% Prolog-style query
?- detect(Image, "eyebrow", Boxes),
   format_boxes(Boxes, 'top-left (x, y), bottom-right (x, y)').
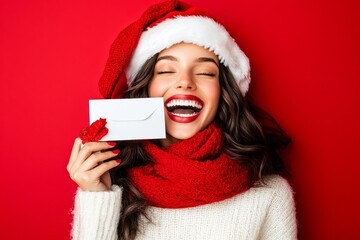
top-left (197, 57), bottom-right (219, 67)
top-left (156, 55), bottom-right (219, 67)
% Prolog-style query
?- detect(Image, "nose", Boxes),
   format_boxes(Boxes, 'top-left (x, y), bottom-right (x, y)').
top-left (175, 71), bottom-right (196, 90)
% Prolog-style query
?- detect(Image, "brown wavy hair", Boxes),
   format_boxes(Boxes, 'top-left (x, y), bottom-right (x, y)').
top-left (110, 54), bottom-right (290, 240)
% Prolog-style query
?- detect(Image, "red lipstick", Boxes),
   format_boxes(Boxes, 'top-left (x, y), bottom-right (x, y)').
top-left (165, 95), bottom-right (204, 123)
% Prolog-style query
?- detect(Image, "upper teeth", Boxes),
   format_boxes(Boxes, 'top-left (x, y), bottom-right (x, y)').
top-left (166, 99), bottom-right (203, 109)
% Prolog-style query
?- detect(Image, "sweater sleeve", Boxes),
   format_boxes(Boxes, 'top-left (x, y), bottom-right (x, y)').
top-left (71, 185), bottom-right (122, 240)
top-left (259, 177), bottom-right (298, 240)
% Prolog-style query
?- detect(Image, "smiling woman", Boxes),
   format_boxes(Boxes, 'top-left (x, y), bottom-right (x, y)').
top-left (149, 43), bottom-right (221, 144)
top-left (66, 1), bottom-right (297, 239)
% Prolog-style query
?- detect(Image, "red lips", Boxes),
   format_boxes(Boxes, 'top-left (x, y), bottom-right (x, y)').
top-left (165, 94), bottom-right (204, 123)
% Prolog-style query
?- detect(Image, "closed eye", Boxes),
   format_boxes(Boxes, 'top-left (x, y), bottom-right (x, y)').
top-left (157, 71), bottom-right (175, 74)
top-left (196, 73), bottom-right (216, 77)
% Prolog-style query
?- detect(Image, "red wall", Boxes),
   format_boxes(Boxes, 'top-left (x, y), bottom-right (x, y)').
top-left (0, 0), bottom-right (359, 239)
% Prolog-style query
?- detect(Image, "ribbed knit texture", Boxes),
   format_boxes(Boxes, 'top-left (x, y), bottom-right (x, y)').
top-left (71, 185), bottom-right (122, 240)
top-left (128, 123), bottom-right (250, 208)
top-left (71, 175), bottom-right (297, 240)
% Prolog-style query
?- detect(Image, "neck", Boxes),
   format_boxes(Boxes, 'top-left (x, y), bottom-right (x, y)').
top-left (160, 133), bottom-right (181, 148)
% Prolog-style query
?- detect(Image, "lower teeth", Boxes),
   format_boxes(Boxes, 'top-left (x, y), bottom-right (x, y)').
top-left (172, 112), bottom-right (197, 117)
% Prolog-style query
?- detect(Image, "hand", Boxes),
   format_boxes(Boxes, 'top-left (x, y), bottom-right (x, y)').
top-left (67, 138), bottom-right (121, 192)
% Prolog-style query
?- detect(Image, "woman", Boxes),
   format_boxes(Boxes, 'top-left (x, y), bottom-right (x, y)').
top-left (67, 1), bottom-right (297, 239)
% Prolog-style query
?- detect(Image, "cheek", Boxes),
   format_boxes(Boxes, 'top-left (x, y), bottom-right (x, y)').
top-left (148, 79), bottom-right (167, 97)
top-left (203, 82), bottom-right (221, 108)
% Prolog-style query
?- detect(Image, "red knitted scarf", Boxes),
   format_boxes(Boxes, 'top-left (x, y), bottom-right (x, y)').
top-left (127, 123), bottom-right (252, 208)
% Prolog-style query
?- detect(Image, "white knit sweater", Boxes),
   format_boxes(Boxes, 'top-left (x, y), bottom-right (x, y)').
top-left (71, 175), bottom-right (297, 240)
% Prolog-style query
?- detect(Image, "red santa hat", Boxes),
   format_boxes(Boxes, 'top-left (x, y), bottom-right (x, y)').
top-left (99, 0), bottom-right (250, 99)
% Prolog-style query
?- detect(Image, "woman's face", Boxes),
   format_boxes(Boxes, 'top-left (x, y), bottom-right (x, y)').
top-left (148, 43), bottom-right (220, 147)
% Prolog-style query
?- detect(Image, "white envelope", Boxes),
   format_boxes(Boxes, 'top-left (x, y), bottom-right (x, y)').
top-left (89, 98), bottom-right (166, 141)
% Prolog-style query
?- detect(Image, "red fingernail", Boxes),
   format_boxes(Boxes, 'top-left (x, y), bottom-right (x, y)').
top-left (116, 159), bottom-right (122, 164)
top-left (112, 149), bottom-right (120, 154)
top-left (108, 141), bottom-right (116, 147)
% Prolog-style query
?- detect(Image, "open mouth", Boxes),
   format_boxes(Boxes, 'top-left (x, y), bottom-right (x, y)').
top-left (165, 95), bottom-right (204, 122)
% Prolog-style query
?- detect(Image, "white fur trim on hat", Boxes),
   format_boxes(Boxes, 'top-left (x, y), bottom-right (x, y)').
top-left (125, 16), bottom-right (251, 96)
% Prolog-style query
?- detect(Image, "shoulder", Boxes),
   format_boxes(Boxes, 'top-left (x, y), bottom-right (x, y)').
top-left (254, 176), bottom-right (298, 238)
top-left (258, 175), bottom-right (294, 195)
top-left (249, 175), bottom-right (296, 218)
top-left (232, 175), bottom-right (295, 206)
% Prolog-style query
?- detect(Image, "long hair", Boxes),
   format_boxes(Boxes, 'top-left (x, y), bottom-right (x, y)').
top-left (110, 54), bottom-right (290, 240)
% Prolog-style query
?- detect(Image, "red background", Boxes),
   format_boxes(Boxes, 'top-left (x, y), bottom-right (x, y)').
top-left (0, 0), bottom-right (359, 239)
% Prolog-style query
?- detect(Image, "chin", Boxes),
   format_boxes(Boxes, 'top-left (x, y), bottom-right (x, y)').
top-left (166, 126), bottom-right (198, 140)
top-left (166, 118), bottom-right (210, 140)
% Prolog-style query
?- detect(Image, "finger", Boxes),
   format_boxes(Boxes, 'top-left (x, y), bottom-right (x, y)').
top-left (77, 150), bottom-right (120, 173)
top-left (67, 138), bottom-right (82, 172)
top-left (69, 141), bottom-right (116, 175)
top-left (89, 159), bottom-right (121, 180)
top-left (78, 141), bottom-right (116, 161)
